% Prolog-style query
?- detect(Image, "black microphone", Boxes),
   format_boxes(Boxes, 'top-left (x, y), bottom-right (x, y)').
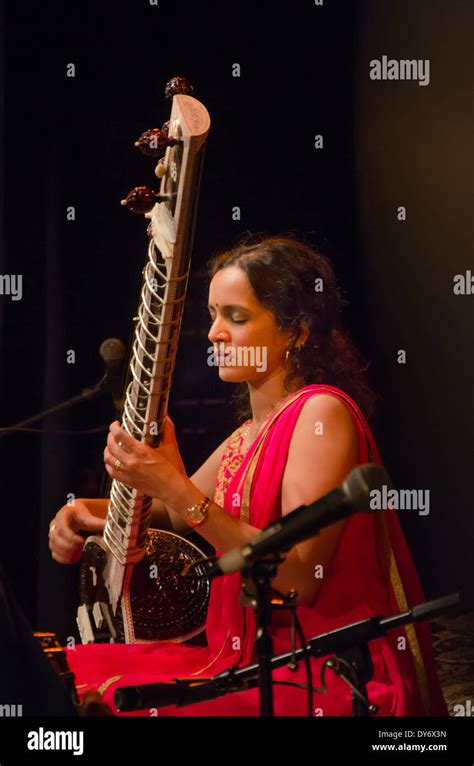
top-left (206, 463), bottom-right (391, 578)
top-left (99, 338), bottom-right (127, 411)
top-left (114, 678), bottom-right (216, 712)
top-left (115, 682), bottom-right (184, 711)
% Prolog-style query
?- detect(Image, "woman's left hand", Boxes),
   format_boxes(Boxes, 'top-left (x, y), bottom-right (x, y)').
top-left (103, 421), bottom-right (183, 502)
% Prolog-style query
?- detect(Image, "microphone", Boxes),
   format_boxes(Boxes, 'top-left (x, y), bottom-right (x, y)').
top-left (206, 464), bottom-right (391, 578)
top-left (114, 675), bottom-right (229, 712)
top-left (115, 682), bottom-right (185, 711)
top-left (99, 338), bottom-right (127, 411)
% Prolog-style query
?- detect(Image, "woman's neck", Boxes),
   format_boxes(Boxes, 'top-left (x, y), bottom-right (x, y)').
top-left (247, 371), bottom-right (305, 426)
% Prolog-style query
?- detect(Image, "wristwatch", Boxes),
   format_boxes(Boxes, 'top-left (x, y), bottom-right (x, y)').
top-left (185, 495), bottom-right (211, 527)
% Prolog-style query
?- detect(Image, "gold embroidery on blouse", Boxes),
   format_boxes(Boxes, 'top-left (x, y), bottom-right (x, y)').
top-left (213, 422), bottom-right (250, 508)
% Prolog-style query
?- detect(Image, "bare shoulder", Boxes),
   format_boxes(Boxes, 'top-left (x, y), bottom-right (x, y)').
top-left (282, 393), bottom-right (359, 512)
top-left (291, 393), bottom-right (358, 445)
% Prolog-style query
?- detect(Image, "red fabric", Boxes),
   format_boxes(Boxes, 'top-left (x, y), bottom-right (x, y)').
top-left (66, 384), bottom-right (447, 716)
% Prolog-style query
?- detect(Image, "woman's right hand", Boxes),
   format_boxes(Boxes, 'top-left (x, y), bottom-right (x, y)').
top-left (48, 500), bottom-right (106, 565)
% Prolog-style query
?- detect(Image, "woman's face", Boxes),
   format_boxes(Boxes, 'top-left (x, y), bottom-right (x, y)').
top-left (207, 265), bottom-right (292, 383)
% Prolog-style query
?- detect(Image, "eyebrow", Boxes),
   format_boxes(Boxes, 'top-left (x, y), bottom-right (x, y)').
top-left (207, 303), bottom-right (250, 312)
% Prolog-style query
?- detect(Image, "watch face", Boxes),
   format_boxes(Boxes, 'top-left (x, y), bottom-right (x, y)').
top-left (188, 506), bottom-right (204, 524)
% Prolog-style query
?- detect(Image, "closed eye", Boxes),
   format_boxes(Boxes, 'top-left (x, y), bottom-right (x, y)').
top-left (207, 316), bottom-right (247, 324)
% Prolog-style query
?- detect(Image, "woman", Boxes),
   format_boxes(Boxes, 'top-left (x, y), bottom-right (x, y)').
top-left (49, 235), bottom-right (447, 716)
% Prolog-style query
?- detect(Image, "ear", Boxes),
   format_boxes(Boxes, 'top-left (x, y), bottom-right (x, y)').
top-left (296, 321), bottom-right (310, 348)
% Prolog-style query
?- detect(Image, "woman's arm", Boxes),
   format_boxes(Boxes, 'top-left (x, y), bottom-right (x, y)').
top-left (51, 420), bottom-right (229, 564)
top-left (161, 395), bottom-right (359, 604)
top-left (81, 426), bottom-right (231, 533)
top-left (75, 497), bottom-right (173, 529)
top-left (74, 498), bottom-right (109, 518)
top-left (277, 394), bottom-right (359, 603)
top-left (150, 432), bottom-right (230, 533)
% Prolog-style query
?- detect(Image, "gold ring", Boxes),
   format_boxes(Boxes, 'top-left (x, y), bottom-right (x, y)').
top-left (113, 459), bottom-right (122, 470)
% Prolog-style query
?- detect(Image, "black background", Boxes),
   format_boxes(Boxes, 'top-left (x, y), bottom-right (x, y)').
top-left (0, 0), bottom-right (472, 642)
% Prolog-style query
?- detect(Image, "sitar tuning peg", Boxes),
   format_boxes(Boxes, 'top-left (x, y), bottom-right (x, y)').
top-left (164, 76), bottom-right (193, 99)
top-left (120, 185), bottom-right (171, 214)
top-left (134, 128), bottom-right (176, 159)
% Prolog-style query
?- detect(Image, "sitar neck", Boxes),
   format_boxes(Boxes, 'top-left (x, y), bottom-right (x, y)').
top-left (102, 93), bottom-right (210, 574)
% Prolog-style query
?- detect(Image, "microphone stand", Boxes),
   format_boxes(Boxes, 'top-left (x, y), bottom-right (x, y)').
top-left (114, 590), bottom-right (469, 715)
top-left (0, 372), bottom-right (117, 440)
top-left (239, 553), bottom-right (285, 717)
top-left (322, 642), bottom-right (376, 716)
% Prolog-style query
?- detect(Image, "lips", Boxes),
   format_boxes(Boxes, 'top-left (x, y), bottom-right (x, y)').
top-left (216, 353), bottom-right (233, 367)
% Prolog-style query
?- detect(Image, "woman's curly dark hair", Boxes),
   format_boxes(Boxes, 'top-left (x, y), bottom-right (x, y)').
top-left (207, 234), bottom-right (378, 425)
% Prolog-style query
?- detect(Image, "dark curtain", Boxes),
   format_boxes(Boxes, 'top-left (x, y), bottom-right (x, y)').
top-left (353, 0), bottom-right (474, 598)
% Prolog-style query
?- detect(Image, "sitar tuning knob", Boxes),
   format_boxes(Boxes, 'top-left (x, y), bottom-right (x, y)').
top-left (164, 76), bottom-right (193, 99)
top-left (134, 76), bottom-right (192, 162)
top-left (134, 128), bottom-right (176, 160)
top-left (120, 185), bottom-right (170, 214)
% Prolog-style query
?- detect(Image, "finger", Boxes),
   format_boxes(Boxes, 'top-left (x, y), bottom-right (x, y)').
top-left (49, 535), bottom-right (84, 558)
top-left (106, 432), bottom-right (131, 465)
top-left (104, 462), bottom-right (119, 480)
top-left (49, 537), bottom-right (84, 556)
top-left (103, 445), bottom-right (120, 468)
top-left (103, 448), bottom-right (127, 479)
top-left (162, 417), bottom-right (176, 444)
top-left (109, 422), bottom-right (136, 454)
top-left (54, 526), bottom-right (85, 547)
top-left (74, 514), bottom-right (106, 532)
top-left (105, 435), bottom-right (120, 463)
top-left (76, 512), bottom-right (107, 529)
top-left (104, 461), bottom-right (136, 489)
top-left (50, 543), bottom-right (83, 564)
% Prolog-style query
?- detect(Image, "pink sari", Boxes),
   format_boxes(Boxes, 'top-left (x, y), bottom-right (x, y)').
top-left (66, 384), bottom-right (447, 716)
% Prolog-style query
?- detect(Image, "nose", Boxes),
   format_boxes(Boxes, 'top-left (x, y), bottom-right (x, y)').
top-left (208, 317), bottom-right (230, 345)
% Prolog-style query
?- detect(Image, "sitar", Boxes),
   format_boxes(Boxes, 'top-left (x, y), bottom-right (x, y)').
top-left (76, 77), bottom-right (211, 646)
